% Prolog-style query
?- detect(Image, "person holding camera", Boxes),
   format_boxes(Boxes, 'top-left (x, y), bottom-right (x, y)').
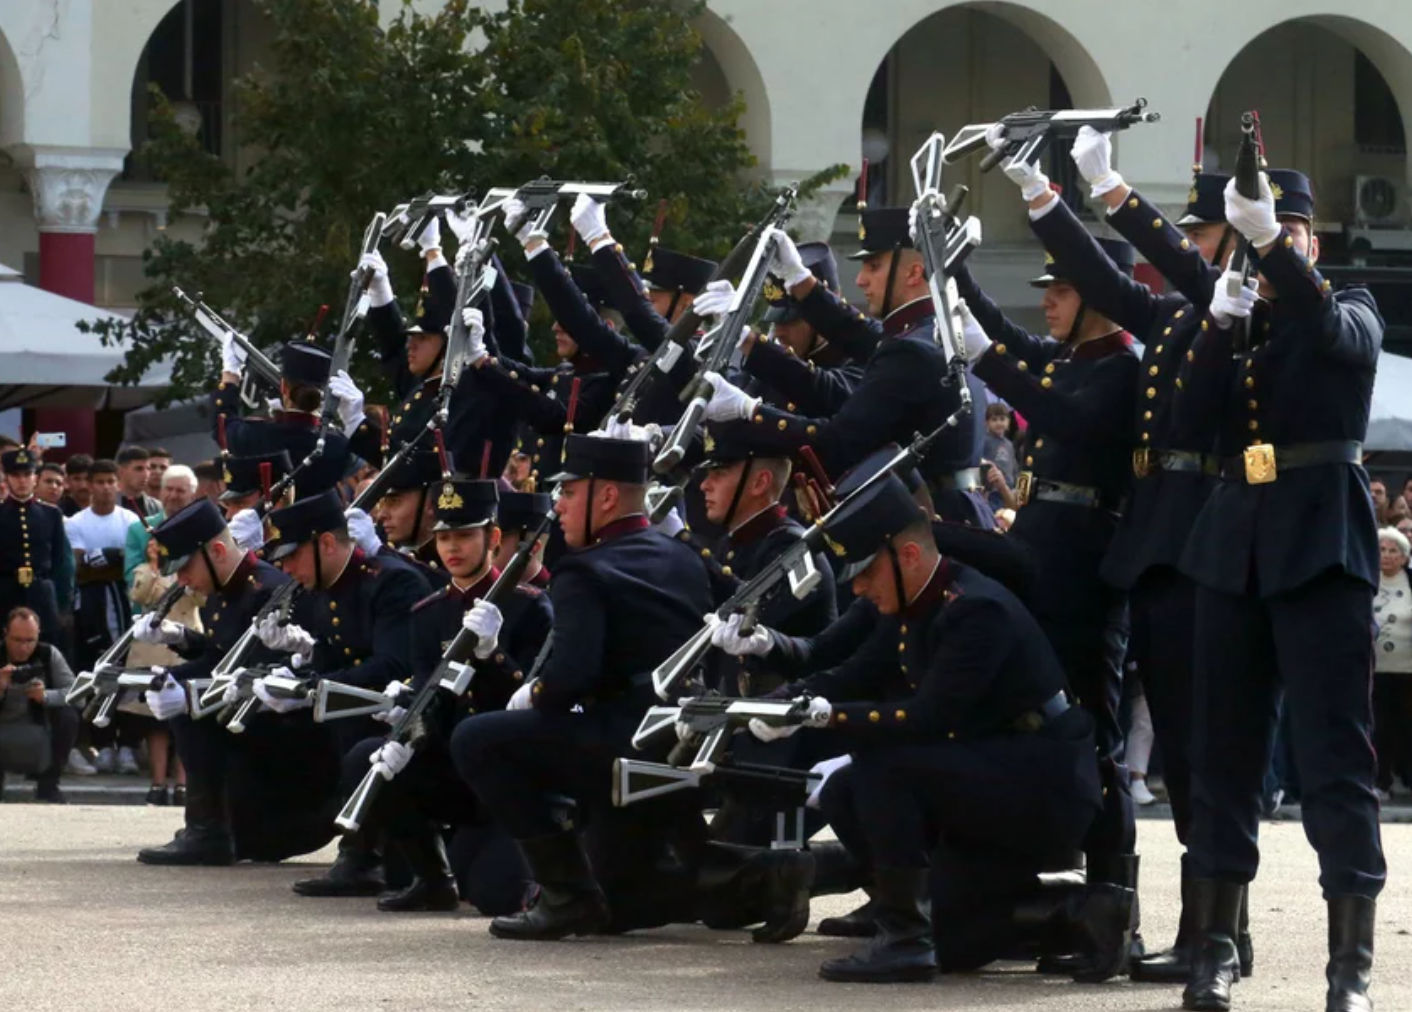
top-left (0, 606), bottom-right (78, 802)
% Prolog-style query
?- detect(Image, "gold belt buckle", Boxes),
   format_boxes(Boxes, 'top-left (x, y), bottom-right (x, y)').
top-left (1015, 471), bottom-right (1033, 507)
top-left (1243, 443), bottom-right (1277, 484)
top-left (16, 566), bottom-right (32, 587)
top-left (1132, 447), bottom-right (1150, 479)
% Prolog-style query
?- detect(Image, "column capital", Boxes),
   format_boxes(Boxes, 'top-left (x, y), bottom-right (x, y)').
top-left (776, 172), bottom-right (854, 245)
top-left (10, 145), bottom-right (127, 234)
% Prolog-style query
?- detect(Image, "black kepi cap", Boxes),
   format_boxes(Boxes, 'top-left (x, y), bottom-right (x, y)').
top-left (220, 451), bottom-right (292, 501)
top-left (1267, 169), bottom-right (1315, 223)
top-left (1, 448), bottom-right (37, 473)
top-left (1176, 172), bottom-right (1232, 227)
top-left (762, 243), bottom-right (840, 324)
top-left (498, 491), bottom-right (553, 534)
top-left (281, 341), bottom-right (333, 386)
top-left (432, 477), bottom-right (499, 531)
top-left (1031, 237), bottom-right (1136, 288)
top-left (642, 247), bottom-right (716, 296)
top-left (547, 434), bottom-right (652, 485)
top-left (850, 207), bottom-right (912, 260)
top-left (821, 471), bottom-right (926, 582)
top-left (264, 489), bottom-right (347, 562)
top-left (151, 499), bottom-right (228, 576)
top-left (701, 419), bottom-right (792, 470)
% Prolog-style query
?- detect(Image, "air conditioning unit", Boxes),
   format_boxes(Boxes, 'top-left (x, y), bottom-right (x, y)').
top-left (1354, 175), bottom-right (1404, 226)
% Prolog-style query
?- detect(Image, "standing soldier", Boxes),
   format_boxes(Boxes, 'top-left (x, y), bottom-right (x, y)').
top-left (0, 449), bottom-right (72, 655)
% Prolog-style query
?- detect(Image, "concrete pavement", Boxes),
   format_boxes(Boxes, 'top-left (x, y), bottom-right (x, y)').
top-left (1, 805), bottom-right (1408, 1011)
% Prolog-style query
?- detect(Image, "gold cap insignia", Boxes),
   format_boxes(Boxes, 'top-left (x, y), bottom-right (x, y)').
top-left (1270, 181), bottom-right (1284, 200)
top-left (222, 466), bottom-right (233, 484)
top-left (157, 543), bottom-right (169, 557)
top-left (702, 431), bottom-right (716, 453)
top-left (1187, 186), bottom-right (1199, 205)
top-left (822, 533), bottom-right (848, 558)
top-left (643, 250), bottom-right (655, 275)
top-left (762, 277), bottom-right (785, 303)
top-left (857, 219), bottom-right (867, 241)
top-left (266, 523), bottom-right (281, 542)
top-left (1044, 251), bottom-right (1056, 266)
top-left (438, 483), bottom-right (464, 510)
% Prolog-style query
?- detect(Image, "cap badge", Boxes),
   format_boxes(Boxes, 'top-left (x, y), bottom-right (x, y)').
top-left (822, 533), bottom-right (848, 558)
top-left (438, 483), bottom-right (464, 510)
top-left (1270, 181), bottom-right (1284, 200)
top-left (762, 277), bottom-right (785, 303)
top-left (1187, 186), bottom-right (1199, 205)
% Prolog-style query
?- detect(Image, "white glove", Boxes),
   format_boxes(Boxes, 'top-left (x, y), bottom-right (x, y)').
top-left (805, 754), bottom-right (852, 809)
top-left (1071, 126), bottom-right (1123, 198)
top-left (506, 680), bottom-right (535, 711)
top-left (252, 668), bottom-right (312, 713)
top-left (693, 279), bottom-right (736, 318)
top-left (444, 207), bottom-right (476, 244)
top-left (702, 371), bottom-right (760, 423)
top-left (1224, 173), bottom-right (1280, 249)
top-left (328, 370), bottom-right (365, 433)
top-left (710, 613), bottom-right (772, 657)
top-left (144, 672), bottom-right (187, 721)
top-left (751, 695), bottom-right (830, 741)
top-left (766, 226), bottom-right (811, 288)
top-left (908, 202), bottom-right (923, 245)
top-left (461, 306), bottom-right (487, 364)
top-left (987, 125), bottom-right (1050, 201)
top-left (371, 680), bottom-right (410, 725)
top-left (605, 416), bottom-right (660, 443)
top-left (501, 197), bottom-right (547, 250)
top-left (416, 214), bottom-right (442, 256)
top-left (463, 599), bottom-right (504, 660)
top-left (344, 507), bottom-right (382, 555)
top-left (134, 613), bottom-right (184, 646)
top-left (360, 250), bottom-right (394, 308)
top-left (229, 508), bottom-right (264, 553)
top-left (956, 299), bottom-right (993, 363)
top-left (802, 696), bottom-right (833, 726)
top-left (370, 739), bottom-right (415, 780)
top-left (652, 506), bottom-right (684, 538)
top-left (1209, 271), bottom-right (1260, 328)
top-left (748, 718), bottom-right (801, 742)
top-left (256, 613), bottom-right (315, 659)
top-left (220, 333), bottom-right (246, 376)
top-left (569, 192), bottom-right (609, 247)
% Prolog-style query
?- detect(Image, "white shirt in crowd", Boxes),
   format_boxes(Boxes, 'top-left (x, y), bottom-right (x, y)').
top-left (65, 505), bottom-right (141, 639)
top-left (1375, 569), bottom-right (1412, 674)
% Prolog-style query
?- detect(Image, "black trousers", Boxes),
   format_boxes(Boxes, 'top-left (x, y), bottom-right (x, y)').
top-left (1372, 671), bottom-right (1412, 792)
top-left (1189, 570), bottom-right (1385, 898)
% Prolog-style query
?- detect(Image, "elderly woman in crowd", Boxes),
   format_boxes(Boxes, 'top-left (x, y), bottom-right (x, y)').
top-left (1374, 527), bottom-right (1412, 800)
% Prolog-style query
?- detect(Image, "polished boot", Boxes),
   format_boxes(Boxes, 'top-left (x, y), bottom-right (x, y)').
top-left (292, 833), bottom-right (384, 897)
top-left (490, 830), bottom-right (609, 940)
top-left (377, 833), bottom-right (460, 912)
top-left (1324, 895), bottom-right (1374, 1012)
top-left (1070, 854), bottom-right (1138, 983)
top-left (1133, 853), bottom-right (1196, 982)
top-left (818, 894), bottom-right (880, 937)
top-left (1182, 878), bottom-right (1244, 1011)
top-left (809, 841), bottom-right (867, 897)
top-left (818, 867), bottom-right (937, 983)
top-left (137, 780), bottom-right (234, 866)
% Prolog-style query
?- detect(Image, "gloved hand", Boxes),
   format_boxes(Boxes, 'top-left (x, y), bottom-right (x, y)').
top-left (908, 200), bottom-right (924, 245)
top-left (652, 505), bottom-right (685, 538)
top-left (765, 226), bottom-right (812, 288)
top-left (416, 214), bottom-right (442, 256)
top-left (369, 739), bottom-right (414, 781)
top-left (750, 694), bottom-right (831, 742)
top-left (229, 508), bottom-right (264, 553)
top-left (252, 668), bottom-right (312, 714)
top-left (359, 250), bottom-right (394, 308)
top-left (569, 192), bottom-right (610, 248)
top-left (144, 672), bottom-right (187, 721)
top-left (692, 279), bottom-right (736, 318)
top-left (805, 754), bottom-right (852, 809)
top-left (134, 613), bottom-right (184, 646)
top-left (221, 669), bottom-right (246, 706)
top-left (220, 333), bottom-right (246, 376)
top-left (710, 612), bottom-right (772, 657)
top-left (605, 416), bottom-right (660, 444)
top-left (344, 507), bottom-right (382, 555)
top-left (501, 197), bottom-right (547, 250)
top-left (702, 371), bottom-right (760, 423)
top-left (463, 599), bottom-right (504, 660)
top-left (956, 299), bottom-right (993, 363)
top-left (1224, 173), bottom-right (1280, 249)
top-left (1071, 126), bottom-right (1124, 198)
top-left (506, 680), bottom-right (535, 711)
top-left (328, 370), bottom-right (365, 433)
top-left (1210, 271), bottom-right (1260, 328)
top-left (371, 680), bottom-right (410, 725)
top-left (987, 124), bottom-right (1051, 201)
top-left (444, 206), bottom-right (476, 244)
top-left (256, 613), bottom-right (315, 659)
top-left (461, 306), bottom-right (487, 363)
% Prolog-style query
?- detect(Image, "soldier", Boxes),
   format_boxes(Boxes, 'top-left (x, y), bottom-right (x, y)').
top-left (368, 448), bottom-right (448, 584)
top-left (1176, 169), bottom-right (1383, 1012)
top-left (750, 472), bottom-right (1100, 982)
top-left (0, 448), bottom-right (72, 655)
top-left (132, 499), bottom-right (336, 865)
top-left (495, 490), bottom-right (554, 590)
top-left (448, 434), bottom-right (713, 939)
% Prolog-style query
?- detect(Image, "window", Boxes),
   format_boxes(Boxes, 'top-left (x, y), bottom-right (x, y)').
top-left (1355, 51), bottom-right (1405, 154)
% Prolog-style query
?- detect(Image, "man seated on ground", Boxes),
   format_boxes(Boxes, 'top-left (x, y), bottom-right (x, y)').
top-left (0, 607), bottom-right (78, 803)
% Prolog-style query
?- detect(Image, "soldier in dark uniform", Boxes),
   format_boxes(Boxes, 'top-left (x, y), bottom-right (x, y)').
top-left (448, 434), bottom-right (713, 940)
top-left (753, 472), bottom-right (1098, 982)
top-left (1176, 170), bottom-right (1384, 1012)
top-left (495, 490), bottom-right (554, 591)
top-left (334, 478), bottom-right (553, 914)
top-left (368, 448), bottom-right (448, 586)
top-left (0, 449), bottom-right (72, 652)
top-left (132, 499), bottom-right (338, 866)
top-left (214, 451), bottom-right (292, 519)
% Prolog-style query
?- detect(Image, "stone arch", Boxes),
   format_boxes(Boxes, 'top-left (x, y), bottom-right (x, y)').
top-left (0, 21), bottom-right (23, 148)
top-left (692, 8), bottom-right (772, 172)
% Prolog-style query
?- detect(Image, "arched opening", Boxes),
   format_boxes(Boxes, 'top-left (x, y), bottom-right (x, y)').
top-left (0, 24), bottom-right (24, 150)
top-left (691, 9), bottom-right (771, 171)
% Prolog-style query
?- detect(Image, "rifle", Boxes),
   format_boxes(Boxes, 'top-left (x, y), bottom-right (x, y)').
top-left (386, 190), bottom-right (477, 251)
top-left (651, 184), bottom-right (798, 474)
top-left (173, 286), bottom-right (283, 409)
top-left (322, 211), bottom-right (389, 432)
top-left (651, 419), bottom-right (965, 701)
top-left (1227, 111), bottom-right (1265, 354)
top-left (66, 582), bottom-right (188, 723)
top-left (195, 579), bottom-right (301, 720)
top-left (944, 98), bottom-right (1160, 172)
top-left (479, 177), bottom-right (647, 240)
top-left (335, 505), bottom-right (557, 833)
top-left (218, 665), bottom-right (311, 735)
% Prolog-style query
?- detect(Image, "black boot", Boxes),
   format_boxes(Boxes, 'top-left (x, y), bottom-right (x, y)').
top-left (377, 833), bottom-right (459, 912)
top-left (1238, 886), bottom-right (1255, 977)
top-left (292, 832), bottom-right (384, 897)
top-left (1182, 879), bottom-right (1244, 1011)
top-left (1324, 895), bottom-right (1374, 1012)
top-left (1070, 854), bottom-right (1138, 983)
top-left (809, 841), bottom-right (867, 897)
top-left (1133, 853), bottom-right (1196, 982)
top-left (818, 894), bottom-right (880, 937)
top-left (490, 830), bottom-right (609, 940)
top-left (137, 779), bottom-right (234, 866)
top-left (818, 867), bottom-right (937, 983)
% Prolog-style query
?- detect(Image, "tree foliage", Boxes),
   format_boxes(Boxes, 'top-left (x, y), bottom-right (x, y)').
top-left (89, 0), bottom-right (845, 403)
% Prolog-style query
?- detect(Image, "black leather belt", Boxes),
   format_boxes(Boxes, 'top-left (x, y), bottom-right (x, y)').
top-left (1133, 448), bottom-right (1218, 478)
top-left (1011, 690), bottom-right (1070, 733)
top-left (1219, 440), bottom-right (1362, 483)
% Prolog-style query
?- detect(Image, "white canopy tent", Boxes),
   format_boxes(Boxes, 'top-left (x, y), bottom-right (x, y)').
top-left (1368, 350), bottom-right (1412, 454)
top-left (0, 262), bottom-right (169, 410)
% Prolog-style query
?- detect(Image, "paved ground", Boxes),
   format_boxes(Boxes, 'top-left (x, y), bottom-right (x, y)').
top-left (1, 805), bottom-right (1407, 1011)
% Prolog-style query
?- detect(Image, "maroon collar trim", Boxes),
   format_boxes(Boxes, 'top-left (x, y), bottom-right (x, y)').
top-left (730, 504), bottom-right (789, 547)
top-left (882, 298), bottom-right (934, 337)
top-left (591, 514), bottom-right (650, 545)
top-left (901, 558), bottom-right (956, 620)
top-left (328, 548), bottom-right (367, 592)
top-left (449, 567), bottom-right (498, 603)
top-left (1065, 330), bottom-right (1132, 362)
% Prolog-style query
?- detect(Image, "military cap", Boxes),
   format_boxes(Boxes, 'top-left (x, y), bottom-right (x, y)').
top-left (1175, 172), bottom-right (1233, 227)
top-left (1031, 237), bottom-right (1136, 288)
top-left (431, 477), bottom-right (499, 531)
top-left (1, 448), bottom-right (37, 473)
top-left (219, 450), bottom-right (292, 502)
top-left (281, 341), bottom-right (333, 386)
top-left (405, 275), bottom-right (453, 337)
top-left (380, 448), bottom-right (443, 494)
top-left (1267, 169), bottom-right (1315, 223)
top-left (547, 434), bottom-right (652, 485)
top-left (511, 281), bottom-right (537, 317)
top-left (642, 247), bottom-right (716, 296)
top-left (570, 263), bottom-right (612, 309)
top-left (264, 489), bottom-right (347, 562)
top-left (700, 419), bottom-right (793, 470)
top-left (498, 490), bottom-right (554, 535)
top-left (835, 444), bottom-right (925, 497)
top-left (849, 207), bottom-right (913, 260)
top-left (762, 242), bottom-right (840, 324)
top-left (151, 499), bottom-right (227, 576)
top-left (821, 471), bottom-right (926, 582)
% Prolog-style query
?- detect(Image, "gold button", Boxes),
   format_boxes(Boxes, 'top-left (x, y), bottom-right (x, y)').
top-left (948, 731), bottom-right (956, 739)
top-left (536, 438), bottom-right (544, 448)
top-left (1044, 363), bottom-right (1056, 375)
top-left (1201, 320), bottom-right (1209, 331)
top-left (752, 414), bottom-right (763, 424)
top-left (509, 370), bottom-right (519, 380)
top-left (1041, 377), bottom-right (1052, 389)
top-left (1142, 432), bottom-right (1150, 442)
top-left (1017, 361), bottom-right (1028, 372)
top-left (1176, 378), bottom-right (1183, 389)
top-left (1249, 420), bottom-right (1259, 431)
top-left (1284, 235), bottom-right (1294, 248)
top-left (1248, 399), bottom-right (1258, 410)
top-left (806, 425), bottom-right (817, 436)
top-left (1025, 456), bottom-right (1034, 466)
top-left (994, 344), bottom-right (1006, 356)
top-left (900, 624), bottom-right (907, 634)
top-left (777, 419), bottom-right (787, 431)
top-left (1322, 279), bottom-right (1332, 293)
top-left (895, 709), bottom-right (906, 721)
top-left (787, 402), bottom-right (797, 412)
top-left (329, 601), bottom-right (336, 611)
top-left (331, 617), bottom-right (340, 627)
top-left (701, 548), bottom-right (711, 558)
top-left (867, 710), bottom-right (880, 723)
top-left (1180, 238), bottom-right (1191, 250)
top-left (721, 566), bottom-right (732, 577)
top-left (1148, 365), bottom-right (1159, 376)
top-left (494, 653), bottom-right (506, 664)
top-left (344, 647), bottom-right (352, 656)
top-left (1034, 438), bottom-right (1044, 449)
top-left (1244, 376), bottom-right (1255, 389)
top-left (836, 712), bottom-right (847, 723)
top-left (1143, 410), bottom-right (1152, 421)
top-left (1152, 218), bottom-right (1162, 228)
top-left (1155, 345), bottom-right (1164, 354)
top-left (898, 641), bottom-right (906, 652)
top-left (1174, 310), bottom-right (1185, 319)
top-left (1146, 387), bottom-right (1156, 399)
top-left (1127, 197), bottom-right (1138, 209)
top-left (1163, 327), bottom-right (1172, 336)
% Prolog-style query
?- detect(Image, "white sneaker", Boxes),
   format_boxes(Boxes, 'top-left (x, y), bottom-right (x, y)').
top-left (93, 747), bottom-right (116, 773)
top-left (66, 748), bottom-right (98, 776)
top-left (116, 746), bottom-right (140, 775)
top-left (1131, 778), bottom-right (1158, 806)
